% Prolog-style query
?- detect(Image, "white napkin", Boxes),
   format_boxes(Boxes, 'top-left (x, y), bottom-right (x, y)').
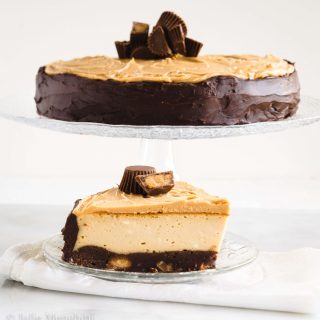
top-left (0, 241), bottom-right (320, 314)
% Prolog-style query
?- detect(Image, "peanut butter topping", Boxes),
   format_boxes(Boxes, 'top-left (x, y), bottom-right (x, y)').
top-left (73, 181), bottom-right (229, 215)
top-left (45, 54), bottom-right (295, 83)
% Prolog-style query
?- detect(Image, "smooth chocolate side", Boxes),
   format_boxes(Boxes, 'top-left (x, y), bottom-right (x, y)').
top-left (69, 246), bottom-right (217, 272)
top-left (35, 66), bottom-right (300, 126)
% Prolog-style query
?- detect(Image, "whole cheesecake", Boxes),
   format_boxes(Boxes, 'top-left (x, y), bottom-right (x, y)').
top-left (35, 11), bottom-right (300, 126)
top-left (35, 54), bottom-right (300, 126)
top-left (62, 167), bottom-right (230, 272)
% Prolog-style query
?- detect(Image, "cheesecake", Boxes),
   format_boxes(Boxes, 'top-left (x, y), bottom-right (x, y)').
top-left (35, 11), bottom-right (300, 126)
top-left (62, 166), bottom-right (230, 272)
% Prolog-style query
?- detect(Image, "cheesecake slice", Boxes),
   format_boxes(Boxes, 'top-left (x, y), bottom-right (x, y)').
top-left (62, 180), bottom-right (229, 273)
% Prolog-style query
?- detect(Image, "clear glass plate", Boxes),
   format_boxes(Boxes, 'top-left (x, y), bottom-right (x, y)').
top-left (43, 233), bottom-right (259, 283)
top-left (0, 94), bottom-right (320, 140)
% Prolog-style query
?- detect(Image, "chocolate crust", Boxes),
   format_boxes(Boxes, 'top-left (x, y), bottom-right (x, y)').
top-left (68, 246), bottom-right (217, 272)
top-left (61, 200), bottom-right (80, 261)
top-left (35, 66), bottom-right (300, 126)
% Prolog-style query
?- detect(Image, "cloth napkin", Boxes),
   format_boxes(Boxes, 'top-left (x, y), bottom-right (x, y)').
top-left (0, 241), bottom-right (320, 314)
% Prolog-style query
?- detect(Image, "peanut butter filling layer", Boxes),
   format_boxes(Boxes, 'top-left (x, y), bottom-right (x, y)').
top-left (73, 181), bottom-right (229, 216)
top-left (75, 213), bottom-right (228, 254)
top-left (45, 54), bottom-right (294, 83)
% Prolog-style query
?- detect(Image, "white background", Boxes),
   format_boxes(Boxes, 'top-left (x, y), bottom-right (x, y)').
top-left (0, 0), bottom-right (320, 207)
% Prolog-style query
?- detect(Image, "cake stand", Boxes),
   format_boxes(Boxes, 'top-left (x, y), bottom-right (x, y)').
top-left (0, 94), bottom-right (320, 174)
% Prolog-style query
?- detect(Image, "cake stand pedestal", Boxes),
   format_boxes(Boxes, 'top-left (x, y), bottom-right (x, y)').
top-left (139, 139), bottom-right (176, 173)
top-left (1, 94), bottom-right (320, 175)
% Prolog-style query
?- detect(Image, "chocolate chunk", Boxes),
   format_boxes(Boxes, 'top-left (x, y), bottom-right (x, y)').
top-left (131, 21), bottom-right (149, 34)
top-left (115, 11), bottom-right (203, 60)
top-left (115, 41), bottom-right (131, 59)
top-left (130, 22), bottom-right (149, 48)
top-left (156, 11), bottom-right (187, 35)
top-left (168, 24), bottom-right (186, 55)
top-left (135, 171), bottom-right (174, 196)
top-left (148, 26), bottom-right (172, 57)
top-left (130, 46), bottom-right (158, 59)
top-left (130, 34), bottom-right (148, 49)
top-left (119, 166), bottom-right (156, 195)
top-left (185, 37), bottom-right (203, 57)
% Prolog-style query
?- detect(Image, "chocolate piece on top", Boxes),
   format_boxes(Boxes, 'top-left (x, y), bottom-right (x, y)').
top-left (115, 41), bottom-right (131, 59)
top-left (135, 171), bottom-right (174, 196)
top-left (148, 26), bottom-right (172, 57)
top-left (156, 11), bottom-right (187, 35)
top-left (132, 21), bottom-right (149, 34)
top-left (130, 22), bottom-right (149, 48)
top-left (119, 166), bottom-right (156, 195)
top-left (185, 37), bottom-right (203, 57)
top-left (168, 24), bottom-right (186, 55)
top-left (115, 11), bottom-right (203, 59)
top-left (130, 46), bottom-right (158, 59)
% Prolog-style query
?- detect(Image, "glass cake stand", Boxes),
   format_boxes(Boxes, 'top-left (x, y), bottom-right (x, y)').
top-left (0, 94), bottom-right (320, 172)
top-left (43, 233), bottom-right (258, 283)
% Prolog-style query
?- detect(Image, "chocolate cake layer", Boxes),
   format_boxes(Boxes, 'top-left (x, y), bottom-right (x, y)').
top-left (69, 246), bottom-right (217, 272)
top-left (35, 66), bottom-right (300, 126)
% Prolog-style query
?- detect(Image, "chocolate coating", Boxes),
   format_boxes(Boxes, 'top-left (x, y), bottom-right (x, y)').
top-left (35, 66), bottom-right (300, 126)
top-left (62, 212), bottom-right (79, 261)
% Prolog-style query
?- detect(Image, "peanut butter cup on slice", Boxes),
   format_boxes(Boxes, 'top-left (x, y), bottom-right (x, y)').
top-left (119, 165), bottom-right (156, 195)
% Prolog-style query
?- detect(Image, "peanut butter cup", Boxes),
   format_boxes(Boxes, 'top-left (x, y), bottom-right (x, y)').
top-left (119, 166), bottom-right (156, 195)
top-left (115, 41), bottom-right (131, 59)
top-left (156, 11), bottom-right (187, 35)
top-left (130, 46), bottom-right (157, 59)
top-left (130, 22), bottom-right (149, 49)
top-left (135, 171), bottom-right (175, 196)
top-left (148, 26), bottom-right (172, 57)
top-left (185, 38), bottom-right (203, 57)
top-left (114, 11), bottom-right (201, 59)
top-left (168, 24), bottom-right (186, 55)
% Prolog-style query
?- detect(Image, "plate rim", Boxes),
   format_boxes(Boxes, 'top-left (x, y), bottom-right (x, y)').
top-left (43, 232), bottom-right (259, 283)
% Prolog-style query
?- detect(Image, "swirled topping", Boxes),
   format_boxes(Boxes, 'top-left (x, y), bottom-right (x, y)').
top-left (45, 54), bottom-right (295, 83)
top-left (73, 181), bottom-right (229, 215)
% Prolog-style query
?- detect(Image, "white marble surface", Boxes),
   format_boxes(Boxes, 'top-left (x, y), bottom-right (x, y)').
top-left (0, 204), bottom-right (320, 320)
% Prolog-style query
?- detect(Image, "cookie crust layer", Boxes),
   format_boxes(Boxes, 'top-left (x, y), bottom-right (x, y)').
top-left (69, 246), bottom-right (217, 272)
